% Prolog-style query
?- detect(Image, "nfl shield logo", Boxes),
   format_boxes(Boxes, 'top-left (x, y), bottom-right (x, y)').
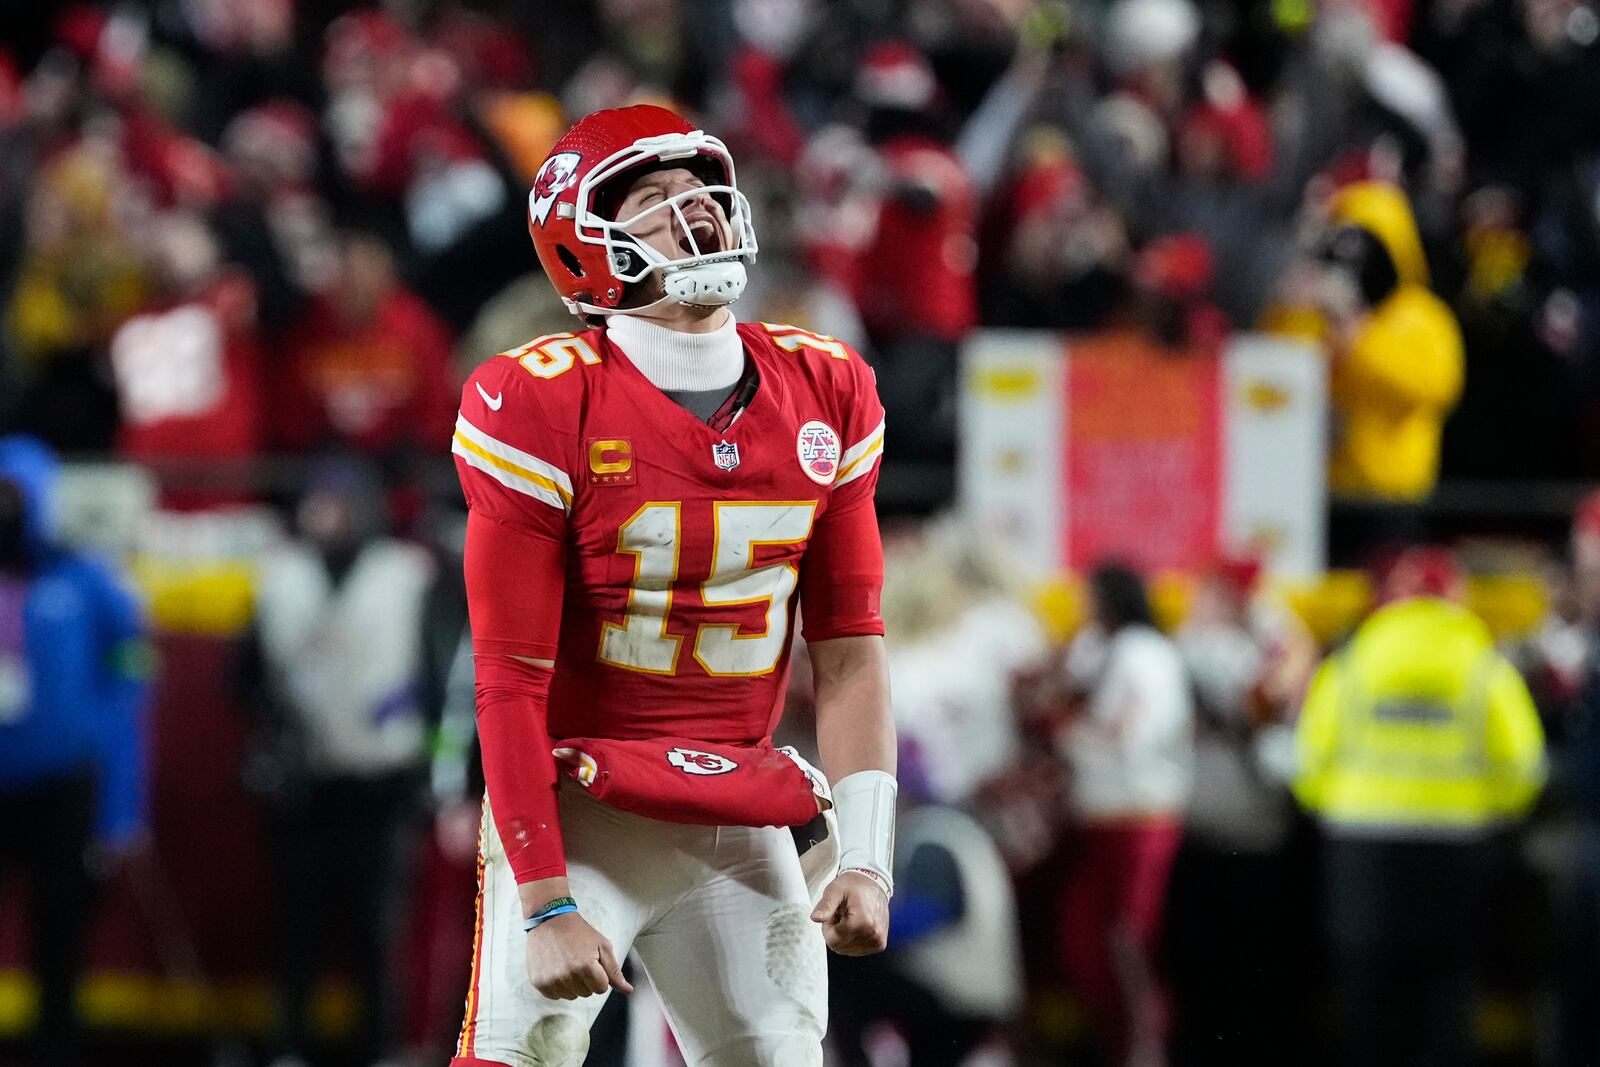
top-left (712, 440), bottom-right (740, 471)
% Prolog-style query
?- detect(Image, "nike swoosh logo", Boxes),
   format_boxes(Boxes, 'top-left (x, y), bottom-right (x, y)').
top-left (476, 382), bottom-right (504, 411)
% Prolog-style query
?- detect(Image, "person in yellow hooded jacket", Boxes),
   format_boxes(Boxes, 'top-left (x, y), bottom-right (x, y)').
top-left (1263, 182), bottom-right (1464, 501)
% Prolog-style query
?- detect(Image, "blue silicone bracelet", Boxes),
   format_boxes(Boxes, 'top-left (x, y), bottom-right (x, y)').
top-left (524, 903), bottom-right (579, 933)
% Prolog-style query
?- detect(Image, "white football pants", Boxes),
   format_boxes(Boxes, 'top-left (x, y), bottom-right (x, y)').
top-left (453, 781), bottom-right (827, 1067)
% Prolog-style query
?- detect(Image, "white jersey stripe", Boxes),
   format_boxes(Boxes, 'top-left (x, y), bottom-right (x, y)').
top-left (456, 415), bottom-right (575, 498)
top-left (453, 414), bottom-right (574, 514)
top-left (835, 419), bottom-right (886, 486)
top-left (841, 419), bottom-right (885, 467)
top-left (452, 438), bottom-right (571, 512)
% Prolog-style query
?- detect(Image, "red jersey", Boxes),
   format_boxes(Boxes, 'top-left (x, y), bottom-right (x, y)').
top-left (453, 321), bottom-right (886, 747)
top-left (278, 286), bottom-right (457, 454)
top-left (112, 276), bottom-right (265, 507)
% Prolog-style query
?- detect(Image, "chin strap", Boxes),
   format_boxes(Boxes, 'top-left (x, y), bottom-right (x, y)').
top-left (662, 260), bottom-right (747, 307)
top-left (574, 260), bottom-right (749, 318)
top-left (832, 769), bottom-right (897, 898)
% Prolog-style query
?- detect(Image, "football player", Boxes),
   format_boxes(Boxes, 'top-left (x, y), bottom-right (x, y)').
top-left (449, 104), bottom-right (897, 1067)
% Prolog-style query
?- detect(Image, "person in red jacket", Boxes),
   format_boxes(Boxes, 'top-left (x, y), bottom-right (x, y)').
top-left (110, 210), bottom-right (265, 506)
top-left (277, 229), bottom-right (456, 456)
top-left (852, 42), bottom-right (979, 350)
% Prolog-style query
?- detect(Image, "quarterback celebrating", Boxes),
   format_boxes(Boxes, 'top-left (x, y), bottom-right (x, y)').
top-left (449, 105), bottom-right (897, 1067)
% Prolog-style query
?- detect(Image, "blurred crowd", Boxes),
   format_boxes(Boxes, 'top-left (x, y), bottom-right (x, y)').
top-left (6, 426), bottom-right (1600, 1067)
top-left (3, 0), bottom-right (1600, 1064)
top-left (838, 520), bottom-right (1575, 1067)
top-left (0, 0), bottom-right (1597, 504)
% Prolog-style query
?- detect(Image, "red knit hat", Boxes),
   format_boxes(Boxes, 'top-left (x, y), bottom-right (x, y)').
top-left (1383, 545), bottom-right (1463, 602)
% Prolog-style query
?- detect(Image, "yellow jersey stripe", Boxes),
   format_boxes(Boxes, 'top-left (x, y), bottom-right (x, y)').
top-left (452, 434), bottom-right (573, 510)
top-left (841, 419), bottom-right (886, 464)
top-left (454, 414), bottom-right (575, 497)
top-left (835, 438), bottom-right (884, 485)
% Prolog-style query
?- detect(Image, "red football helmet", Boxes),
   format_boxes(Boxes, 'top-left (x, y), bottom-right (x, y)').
top-left (526, 104), bottom-right (758, 320)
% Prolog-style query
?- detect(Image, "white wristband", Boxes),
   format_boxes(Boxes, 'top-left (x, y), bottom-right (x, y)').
top-left (831, 770), bottom-right (897, 898)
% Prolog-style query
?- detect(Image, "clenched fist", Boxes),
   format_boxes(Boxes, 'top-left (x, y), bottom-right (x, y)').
top-left (810, 870), bottom-right (890, 956)
top-left (526, 912), bottom-right (635, 1000)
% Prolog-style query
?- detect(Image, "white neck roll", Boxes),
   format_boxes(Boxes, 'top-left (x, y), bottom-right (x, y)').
top-left (606, 313), bottom-right (745, 393)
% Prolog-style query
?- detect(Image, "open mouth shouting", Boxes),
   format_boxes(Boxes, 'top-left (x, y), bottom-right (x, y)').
top-left (678, 211), bottom-right (726, 256)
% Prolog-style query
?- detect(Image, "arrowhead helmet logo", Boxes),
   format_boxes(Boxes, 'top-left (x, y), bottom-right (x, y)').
top-left (529, 152), bottom-right (583, 227)
top-left (666, 747), bottom-right (740, 776)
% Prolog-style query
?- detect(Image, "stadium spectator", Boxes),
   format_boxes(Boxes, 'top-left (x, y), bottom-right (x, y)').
top-left (109, 210), bottom-right (266, 496)
top-left (1560, 493), bottom-right (1600, 1064)
top-left (1264, 181), bottom-right (1464, 503)
top-left (1169, 555), bottom-right (1314, 1059)
top-left (1054, 563), bottom-right (1194, 1065)
top-left (851, 41), bottom-right (978, 351)
top-left (275, 229), bottom-right (456, 457)
top-left (4, 141), bottom-right (147, 450)
top-left (826, 519), bottom-right (1036, 1065)
top-left (214, 99), bottom-right (321, 337)
top-left (847, 42), bottom-right (979, 468)
top-left (0, 435), bottom-right (151, 1066)
top-left (878, 517), bottom-right (1048, 807)
top-left (981, 129), bottom-right (1132, 333)
top-left (1177, 557), bottom-right (1314, 845)
top-left (239, 456), bottom-right (436, 1067)
top-left (1294, 546), bottom-right (1546, 1067)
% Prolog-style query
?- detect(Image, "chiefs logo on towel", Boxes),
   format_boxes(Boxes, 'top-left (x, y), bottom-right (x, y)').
top-left (666, 747), bottom-right (740, 776)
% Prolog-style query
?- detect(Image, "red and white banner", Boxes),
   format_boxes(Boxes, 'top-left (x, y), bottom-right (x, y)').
top-left (1064, 336), bottom-right (1224, 572)
top-left (958, 331), bottom-right (1326, 578)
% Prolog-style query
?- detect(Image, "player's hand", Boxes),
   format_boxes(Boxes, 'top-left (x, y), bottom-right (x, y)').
top-left (526, 912), bottom-right (635, 1000)
top-left (810, 870), bottom-right (890, 956)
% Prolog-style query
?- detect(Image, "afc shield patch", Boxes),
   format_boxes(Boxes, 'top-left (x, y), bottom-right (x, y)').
top-left (796, 420), bottom-right (841, 484)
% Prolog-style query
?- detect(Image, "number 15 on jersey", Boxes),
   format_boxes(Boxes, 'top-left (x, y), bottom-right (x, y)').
top-left (599, 501), bottom-right (816, 678)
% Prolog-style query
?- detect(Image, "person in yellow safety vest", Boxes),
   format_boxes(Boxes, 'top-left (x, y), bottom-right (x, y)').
top-left (1296, 563), bottom-right (1547, 833)
top-left (1293, 546), bottom-right (1546, 1067)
